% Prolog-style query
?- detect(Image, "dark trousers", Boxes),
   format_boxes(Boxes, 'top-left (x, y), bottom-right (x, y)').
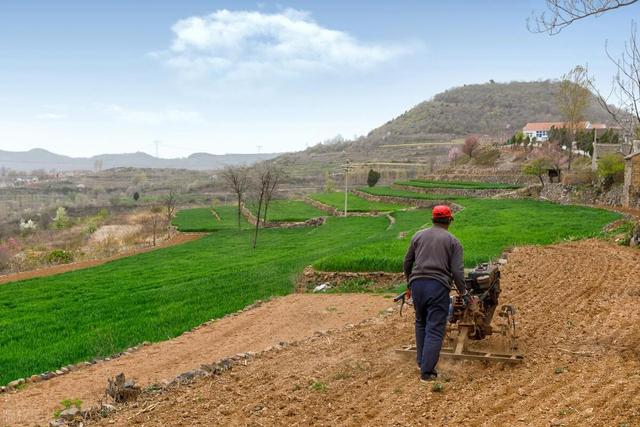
top-left (411, 278), bottom-right (450, 377)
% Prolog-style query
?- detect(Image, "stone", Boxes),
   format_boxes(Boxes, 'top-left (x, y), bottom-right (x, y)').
top-left (60, 407), bottom-right (80, 420)
top-left (29, 375), bottom-right (42, 383)
top-left (60, 367), bottom-right (69, 373)
top-left (385, 307), bottom-right (394, 313)
top-left (100, 403), bottom-right (116, 415)
top-left (8, 378), bottom-right (25, 388)
top-left (49, 419), bottom-right (65, 427)
top-left (55, 370), bottom-right (64, 375)
top-left (0, 386), bottom-right (6, 393)
top-left (497, 258), bottom-right (508, 265)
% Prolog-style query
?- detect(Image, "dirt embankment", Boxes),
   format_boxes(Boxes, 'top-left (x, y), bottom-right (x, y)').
top-left (0, 294), bottom-right (392, 427)
top-left (92, 240), bottom-right (640, 427)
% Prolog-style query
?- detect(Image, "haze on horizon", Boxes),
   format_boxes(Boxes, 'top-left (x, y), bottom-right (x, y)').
top-left (0, 0), bottom-right (635, 158)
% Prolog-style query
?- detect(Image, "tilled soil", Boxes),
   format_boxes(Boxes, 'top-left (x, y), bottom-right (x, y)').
top-left (93, 240), bottom-right (640, 426)
top-left (0, 294), bottom-right (392, 426)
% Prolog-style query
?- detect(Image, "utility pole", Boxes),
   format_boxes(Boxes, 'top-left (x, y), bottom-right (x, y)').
top-left (341, 160), bottom-right (354, 217)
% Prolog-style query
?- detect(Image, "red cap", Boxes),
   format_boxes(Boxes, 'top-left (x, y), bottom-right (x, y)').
top-left (432, 205), bottom-right (453, 220)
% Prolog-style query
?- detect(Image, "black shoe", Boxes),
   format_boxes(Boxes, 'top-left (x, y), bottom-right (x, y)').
top-left (420, 373), bottom-right (437, 383)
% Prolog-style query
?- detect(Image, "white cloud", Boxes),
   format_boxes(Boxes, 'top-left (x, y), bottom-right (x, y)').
top-left (162, 9), bottom-right (413, 79)
top-left (36, 113), bottom-right (67, 120)
top-left (104, 104), bottom-right (203, 125)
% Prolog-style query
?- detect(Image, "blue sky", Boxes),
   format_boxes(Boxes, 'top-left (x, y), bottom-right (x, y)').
top-left (0, 0), bottom-right (636, 157)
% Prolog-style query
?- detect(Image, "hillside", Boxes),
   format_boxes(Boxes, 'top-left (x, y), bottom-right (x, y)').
top-left (368, 80), bottom-right (613, 140)
top-left (274, 80), bottom-right (613, 185)
top-left (0, 149), bottom-right (280, 172)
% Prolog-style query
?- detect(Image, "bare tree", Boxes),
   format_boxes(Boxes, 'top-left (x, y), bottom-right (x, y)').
top-left (221, 166), bottom-right (249, 230)
top-left (151, 205), bottom-right (162, 246)
top-left (251, 166), bottom-right (272, 249)
top-left (262, 167), bottom-right (284, 226)
top-left (164, 189), bottom-right (177, 236)
top-left (529, 1), bottom-right (640, 138)
top-left (529, 0), bottom-right (639, 34)
top-left (558, 65), bottom-right (591, 170)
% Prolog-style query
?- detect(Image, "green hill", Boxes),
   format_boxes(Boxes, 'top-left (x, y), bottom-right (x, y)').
top-left (367, 80), bottom-right (612, 140)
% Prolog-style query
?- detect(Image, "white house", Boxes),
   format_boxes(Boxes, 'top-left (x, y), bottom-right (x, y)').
top-left (522, 121), bottom-right (608, 142)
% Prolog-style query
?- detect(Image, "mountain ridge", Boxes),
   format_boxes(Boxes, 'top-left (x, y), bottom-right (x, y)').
top-left (0, 149), bottom-right (281, 172)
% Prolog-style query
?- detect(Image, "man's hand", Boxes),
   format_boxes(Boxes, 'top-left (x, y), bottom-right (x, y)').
top-left (461, 291), bottom-right (471, 307)
top-left (406, 286), bottom-right (411, 301)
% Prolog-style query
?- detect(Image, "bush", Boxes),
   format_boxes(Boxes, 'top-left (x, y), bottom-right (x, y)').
top-left (52, 207), bottom-right (71, 230)
top-left (597, 153), bottom-right (625, 188)
top-left (46, 249), bottom-right (74, 265)
top-left (367, 169), bottom-right (381, 187)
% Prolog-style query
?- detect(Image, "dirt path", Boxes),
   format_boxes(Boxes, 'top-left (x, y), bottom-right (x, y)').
top-left (0, 232), bottom-right (205, 285)
top-left (0, 294), bottom-right (392, 426)
top-left (93, 240), bottom-right (640, 427)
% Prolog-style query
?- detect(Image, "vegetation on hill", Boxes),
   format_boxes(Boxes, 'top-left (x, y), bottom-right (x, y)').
top-left (368, 80), bottom-right (612, 139)
top-left (246, 200), bottom-right (325, 222)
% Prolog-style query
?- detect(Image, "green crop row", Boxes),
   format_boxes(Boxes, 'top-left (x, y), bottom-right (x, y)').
top-left (309, 192), bottom-right (405, 212)
top-left (396, 179), bottom-right (522, 190)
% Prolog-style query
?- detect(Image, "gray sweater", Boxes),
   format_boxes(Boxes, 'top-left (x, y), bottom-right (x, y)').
top-left (403, 225), bottom-right (466, 293)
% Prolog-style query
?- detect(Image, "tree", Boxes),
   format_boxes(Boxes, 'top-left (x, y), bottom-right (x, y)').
top-left (221, 166), bottom-right (249, 230)
top-left (448, 146), bottom-right (462, 165)
top-left (52, 207), bottom-right (70, 229)
top-left (530, 1), bottom-right (640, 138)
top-left (133, 191), bottom-right (140, 202)
top-left (523, 157), bottom-right (552, 187)
top-left (462, 135), bottom-right (480, 158)
top-left (558, 65), bottom-right (591, 170)
top-left (541, 141), bottom-right (569, 180)
top-left (323, 171), bottom-right (336, 192)
top-left (529, 1), bottom-right (639, 34)
top-left (367, 169), bottom-right (381, 187)
top-left (261, 166), bottom-right (284, 227)
top-left (164, 189), bottom-right (177, 236)
top-left (250, 166), bottom-right (279, 249)
top-left (597, 153), bottom-right (625, 188)
top-left (150, 205), bottom-right (162, 246)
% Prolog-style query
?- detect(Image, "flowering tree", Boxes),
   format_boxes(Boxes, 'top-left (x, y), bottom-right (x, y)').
top-left (448, 147), bottom-right (463, 165)
top-left (462, 135), bottom-right (480, 158)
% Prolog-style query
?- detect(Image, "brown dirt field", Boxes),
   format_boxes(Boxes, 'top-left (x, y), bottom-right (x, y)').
top-left (0, 232), bottom-right (205, 285)
top-left (0, 294), bottom-right (392, 426)
top-left (91, 240), bottom-right (640, 427)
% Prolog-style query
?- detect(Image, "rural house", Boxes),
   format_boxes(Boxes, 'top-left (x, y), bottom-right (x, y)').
top-left (522, 121), bottom-right (607, 142)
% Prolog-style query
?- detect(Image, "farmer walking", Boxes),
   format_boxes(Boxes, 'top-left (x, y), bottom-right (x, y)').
top-left (403, 205), bottom-right (468, 382)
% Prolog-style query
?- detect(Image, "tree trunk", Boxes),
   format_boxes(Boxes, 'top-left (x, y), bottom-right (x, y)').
top-left (237, 196), bottom-right (242, 230)
top-left (538, 175), bottom-right (545, 188)
top-left (253, 194), bottom-right (264, 249)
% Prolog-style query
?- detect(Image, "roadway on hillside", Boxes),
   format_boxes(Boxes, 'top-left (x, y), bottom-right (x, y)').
top-left (0, 294), bottom-right (393, 427)
top-left (93, 240), bottom-right (640, 427)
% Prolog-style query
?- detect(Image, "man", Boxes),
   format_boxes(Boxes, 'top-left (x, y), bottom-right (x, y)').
top-left (403, 205), bottom-right (467, 382)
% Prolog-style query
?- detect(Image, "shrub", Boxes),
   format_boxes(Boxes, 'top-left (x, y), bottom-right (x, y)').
top-left (367, 169), bottom-right (381, 187)
top-left (46, 249), bottom-right (74, 265)
top-left (133, 192), bottom-right (140, 202)
top-left (52, 207), bottom-right (71, 230)
top-left (522, 158), bottom-right (551, 186)
top-left (19, 218), bottom-right (38, 234)
top-left (462, 135), bottom-right (480, 157)
top-left (597, 153), bottom-right (625, 188)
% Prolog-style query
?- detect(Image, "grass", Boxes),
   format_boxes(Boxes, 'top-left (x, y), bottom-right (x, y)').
top-left (310, 192), bottom-right (405, 212)
top-left (0, 215), bottom-right (389, 385)
top-left (0, 198), bottom-right (621, 385)
top-left (246, 200), bottom-right (325, 222)
top-left (313, 198), bottom-right (621, 272)
top-left (358, 186), bottom-right (467, 201)
top-left (173, 206), bottom-right (247, 232)
top-left (396, 179), bottom-right (521, 190)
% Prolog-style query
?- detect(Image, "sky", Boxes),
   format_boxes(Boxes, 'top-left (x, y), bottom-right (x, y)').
top-left (0, 0), bottom-right (637, 158)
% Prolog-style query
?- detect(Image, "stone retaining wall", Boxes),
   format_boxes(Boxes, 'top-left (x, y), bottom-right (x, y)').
top-left (352, 189), bottom-right (463, 211)
top-left (418, 173), bottom-right (536, 185)
top-left (240, 203), bottom-right (326, 228)
top-left (391, 183), bottom-right (509, 198)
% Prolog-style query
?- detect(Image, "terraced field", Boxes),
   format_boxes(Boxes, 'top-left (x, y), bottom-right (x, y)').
top-left (310, 192), bottom-right (404, 212)
top-left (245, 200), bottom-right (325, 222)
top-left (397, 179), bottom-right (521, 190)
top-left (0, 196), bottom-right (621, 386)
